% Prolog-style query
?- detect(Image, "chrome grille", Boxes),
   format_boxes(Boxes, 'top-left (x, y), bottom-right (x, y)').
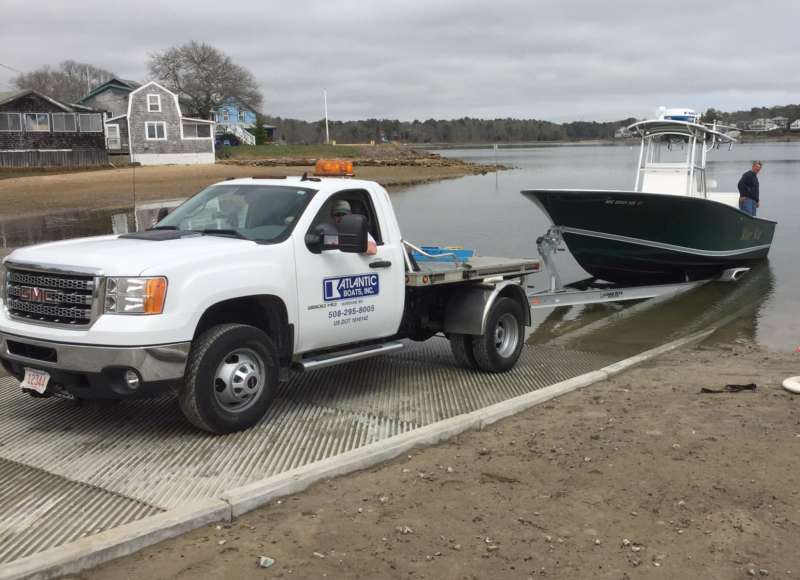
top-left (7, 271), bottom-right (94, 291)
top-left (5, 267), bottom-right (97, 327)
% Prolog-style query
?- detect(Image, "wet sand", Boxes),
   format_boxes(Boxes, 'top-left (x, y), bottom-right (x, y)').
top-left (0, 163), bottom-right (493, 218)
top-left (73, 339), bottom-right (800, 580)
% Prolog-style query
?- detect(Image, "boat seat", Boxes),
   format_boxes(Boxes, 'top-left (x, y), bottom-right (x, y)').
top-left (641, 169), bottom-right (689, 194)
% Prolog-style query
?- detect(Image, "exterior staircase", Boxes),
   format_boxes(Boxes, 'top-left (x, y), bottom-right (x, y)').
top-left (216, 123), bottom-right (256, 146)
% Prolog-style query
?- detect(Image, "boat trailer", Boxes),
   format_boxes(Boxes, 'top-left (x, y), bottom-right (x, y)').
top-left (526, 227), bottom-right (749, 309)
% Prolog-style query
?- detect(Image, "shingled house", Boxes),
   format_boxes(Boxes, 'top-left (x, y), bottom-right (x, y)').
top-left (103, 81), bottom-right (215, 165)
top-left (0, 90), bottom-right (107, 168)
top-left (77, 77), bottom-right (141, 118)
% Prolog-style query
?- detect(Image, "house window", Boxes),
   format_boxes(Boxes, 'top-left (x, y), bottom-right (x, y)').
top-left (52, 113), bottom-right (77, 132)
top-left (0, 112), bottom-right (22, 131)
top-left (78, 114), bottom-right (103, 132)
top-left (106, 124), bottom-right (121, 150)
top-left (147, 94), bottom-right (161, 112)
top-left (222, 110), bottom-right (229, 122)
top-left (211, 112), bottom-right (217, 122)
top-left (145, 121), bottom-right (167, 140)
top-left (238, 111), bottom-right (246, 122)
top-left (24, 113), bottom-right (50, 132)
top-left (182, 122), bottom-right (212, 139)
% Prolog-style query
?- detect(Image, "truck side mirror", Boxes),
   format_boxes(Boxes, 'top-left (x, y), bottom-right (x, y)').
top-left (306, 223), bottom-right (341, 253)
top-left (305, 230), bottom-right (323, 252)
top-left (337, 214), bottom-right (368, 253)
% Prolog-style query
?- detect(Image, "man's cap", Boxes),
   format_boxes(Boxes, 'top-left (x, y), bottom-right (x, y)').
top-left (332, 200), bottom-right (351, 215)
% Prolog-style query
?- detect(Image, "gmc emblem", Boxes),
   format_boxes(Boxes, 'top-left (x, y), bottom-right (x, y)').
top-left (18, 286), bottom-right (60, 304)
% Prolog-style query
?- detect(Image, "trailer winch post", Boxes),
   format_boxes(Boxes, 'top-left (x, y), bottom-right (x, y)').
top-left (536, 227), bottom-right (565, 293)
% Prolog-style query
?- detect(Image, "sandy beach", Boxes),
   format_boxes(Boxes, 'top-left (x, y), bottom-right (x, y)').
top-left (0, 159), bottom-right (493, 218)
top-left (71, 337), bottom-right (800, 580)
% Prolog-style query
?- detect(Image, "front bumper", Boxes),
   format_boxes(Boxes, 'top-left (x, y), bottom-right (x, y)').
top-left (0, 331), bottom-right (190, 399)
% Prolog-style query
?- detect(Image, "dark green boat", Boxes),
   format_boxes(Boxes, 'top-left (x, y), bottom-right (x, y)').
top-left (522, 119), bottom-right (776, 284)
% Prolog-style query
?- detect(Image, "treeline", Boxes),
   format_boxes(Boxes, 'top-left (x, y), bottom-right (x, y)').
top-left (703, 104), bottom-right (800, 124)
top-left (263, 116), bottom-right (638, 144)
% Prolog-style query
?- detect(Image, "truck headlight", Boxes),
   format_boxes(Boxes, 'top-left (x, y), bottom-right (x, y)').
top-left (104, 277), bottom-right (167, 315)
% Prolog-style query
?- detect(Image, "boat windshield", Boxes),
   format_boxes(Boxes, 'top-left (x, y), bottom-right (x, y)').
top-left (155, 184), bottom-right (316, 242)
top-left (647, 135), bottom-right (693, 163)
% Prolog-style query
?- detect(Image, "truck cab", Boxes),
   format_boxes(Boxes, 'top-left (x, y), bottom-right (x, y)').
top-left (0, 174), bottom-right (537, 433)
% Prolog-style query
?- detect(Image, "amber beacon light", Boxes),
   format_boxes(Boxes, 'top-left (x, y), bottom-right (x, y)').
top-left (314, 159), bottom-right (354, 177)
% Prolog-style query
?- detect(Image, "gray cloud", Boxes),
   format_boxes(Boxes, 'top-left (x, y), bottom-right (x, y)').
top-left (2, 0), bottom-right (797, 121)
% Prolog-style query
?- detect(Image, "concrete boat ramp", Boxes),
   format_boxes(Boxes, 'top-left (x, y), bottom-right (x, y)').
top-left (0, 334), bottom-right (709, 579)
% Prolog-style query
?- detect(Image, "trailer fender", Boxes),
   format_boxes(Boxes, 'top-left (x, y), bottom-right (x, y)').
top-left (443, 281), bottom-right (531, 336)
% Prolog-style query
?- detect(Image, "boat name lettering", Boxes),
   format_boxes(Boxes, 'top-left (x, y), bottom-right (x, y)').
top-left (740, 226), bottom-right (762, 241)
top-left (602, 290), bottom-right (623, 299)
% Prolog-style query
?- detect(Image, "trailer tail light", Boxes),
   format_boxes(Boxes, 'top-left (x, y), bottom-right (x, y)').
top-left (314, 159), bottom-right (354, 177)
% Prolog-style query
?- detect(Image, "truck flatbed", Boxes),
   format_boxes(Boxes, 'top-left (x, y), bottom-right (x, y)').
top-left (404, 256), bottom-right (540, 287)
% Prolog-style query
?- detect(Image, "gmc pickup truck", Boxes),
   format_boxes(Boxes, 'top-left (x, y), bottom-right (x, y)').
top-left (0, 174), bottom-right (539, 433)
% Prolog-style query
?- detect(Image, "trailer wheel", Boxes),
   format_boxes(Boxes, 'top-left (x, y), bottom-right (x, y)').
top-left (472, 297), bottom-right (524, 373)
top-left (449, 333), bottom-right (478, 369)
top-left (179, 323), bottom-right (278, 434)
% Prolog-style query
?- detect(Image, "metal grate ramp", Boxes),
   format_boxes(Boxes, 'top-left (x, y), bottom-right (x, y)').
top-left (0, 458), bottom-right (162, 564)
top-left (0, 340), bottom-right (616, 566)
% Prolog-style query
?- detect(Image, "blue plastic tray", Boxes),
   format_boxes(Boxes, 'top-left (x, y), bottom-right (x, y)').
top-left (411, 246), bottom-right (475, 262)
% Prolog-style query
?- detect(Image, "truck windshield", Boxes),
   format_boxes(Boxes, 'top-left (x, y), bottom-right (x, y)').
top-left (155, 184), bottom-right (316, 242)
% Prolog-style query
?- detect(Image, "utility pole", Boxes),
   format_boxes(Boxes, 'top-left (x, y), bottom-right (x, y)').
top-left (323, 89), bottom-right (330, 144)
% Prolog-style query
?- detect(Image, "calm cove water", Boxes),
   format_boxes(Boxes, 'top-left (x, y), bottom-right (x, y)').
top-left (392, 143), bottom-right (800, 353)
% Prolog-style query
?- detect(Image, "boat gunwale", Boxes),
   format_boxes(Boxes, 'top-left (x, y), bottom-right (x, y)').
top-left (520, 188), bottom-right (778, 227)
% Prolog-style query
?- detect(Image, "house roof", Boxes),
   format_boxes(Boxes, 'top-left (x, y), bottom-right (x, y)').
top-left (0, 89), bottom-right (86, 112)
top-left (69, 103), bottom-right (96, 112)
top-left (78, 77), bottom-right (142, 104)
top-left (0, 90), bottom-right (27, 106)
top-left (181, 116), bottom-right (215, 124)
top-left (118, 78), bottom-right (141, 89)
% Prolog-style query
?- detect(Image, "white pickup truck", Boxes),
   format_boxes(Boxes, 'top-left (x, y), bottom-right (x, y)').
top-left (0, 175), bottom-right (539, 433)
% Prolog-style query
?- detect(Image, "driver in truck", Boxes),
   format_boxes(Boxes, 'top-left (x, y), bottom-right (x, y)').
top-left (331, 200), bottom-right (377, 255)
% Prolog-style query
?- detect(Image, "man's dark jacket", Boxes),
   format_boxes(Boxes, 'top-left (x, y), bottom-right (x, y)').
top-left (737, 170), bottom-right (759, 202)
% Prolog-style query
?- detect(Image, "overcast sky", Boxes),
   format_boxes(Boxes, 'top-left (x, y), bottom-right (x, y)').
top-left (2, 0), bottom-right (797, 122)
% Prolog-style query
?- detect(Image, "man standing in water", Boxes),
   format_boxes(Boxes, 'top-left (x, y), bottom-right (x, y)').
top-left (737, 161), bottom-right (762, 216)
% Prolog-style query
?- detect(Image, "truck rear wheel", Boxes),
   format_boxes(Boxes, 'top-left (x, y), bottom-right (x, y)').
top-left (472, 297), bottom-right (524, 373)
top-left (449, 333), bottom-right (478, 369)
top-left (179, 323), bottom-right (278, 434)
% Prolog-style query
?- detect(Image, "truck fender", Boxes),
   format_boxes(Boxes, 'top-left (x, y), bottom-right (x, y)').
top-left (442, 281), bottom-right (531, 336)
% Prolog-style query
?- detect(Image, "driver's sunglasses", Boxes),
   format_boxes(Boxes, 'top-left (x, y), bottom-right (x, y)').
top-left (334, 211), bottom-right (349, 217)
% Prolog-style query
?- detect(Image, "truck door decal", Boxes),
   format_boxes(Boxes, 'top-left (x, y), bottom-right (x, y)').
top-left (323, 273), bottom-right (379, 301)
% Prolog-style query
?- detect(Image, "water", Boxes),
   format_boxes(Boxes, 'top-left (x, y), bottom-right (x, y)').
top-left (1, 143), bottom-right (796, 354)
top-left (392, 143), bottom-right (800, 352)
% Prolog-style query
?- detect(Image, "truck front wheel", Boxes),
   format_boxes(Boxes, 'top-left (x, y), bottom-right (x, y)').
top-left (471, 297), bottom-right (525, 373)
top-left (179, 323), bottom-right (278, 434)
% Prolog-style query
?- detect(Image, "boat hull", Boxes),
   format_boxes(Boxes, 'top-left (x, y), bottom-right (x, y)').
top-left (523, 189), bottom-right (776, 284)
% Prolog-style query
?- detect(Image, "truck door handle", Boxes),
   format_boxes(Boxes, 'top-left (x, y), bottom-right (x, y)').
top-left (369, 260), bottom-right (392, 269)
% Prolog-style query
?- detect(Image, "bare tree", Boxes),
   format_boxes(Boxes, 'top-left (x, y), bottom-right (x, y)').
top-left (14, 61), bottom-right (115, 103)
top-left (148, 41), bottom-right (263, 118)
